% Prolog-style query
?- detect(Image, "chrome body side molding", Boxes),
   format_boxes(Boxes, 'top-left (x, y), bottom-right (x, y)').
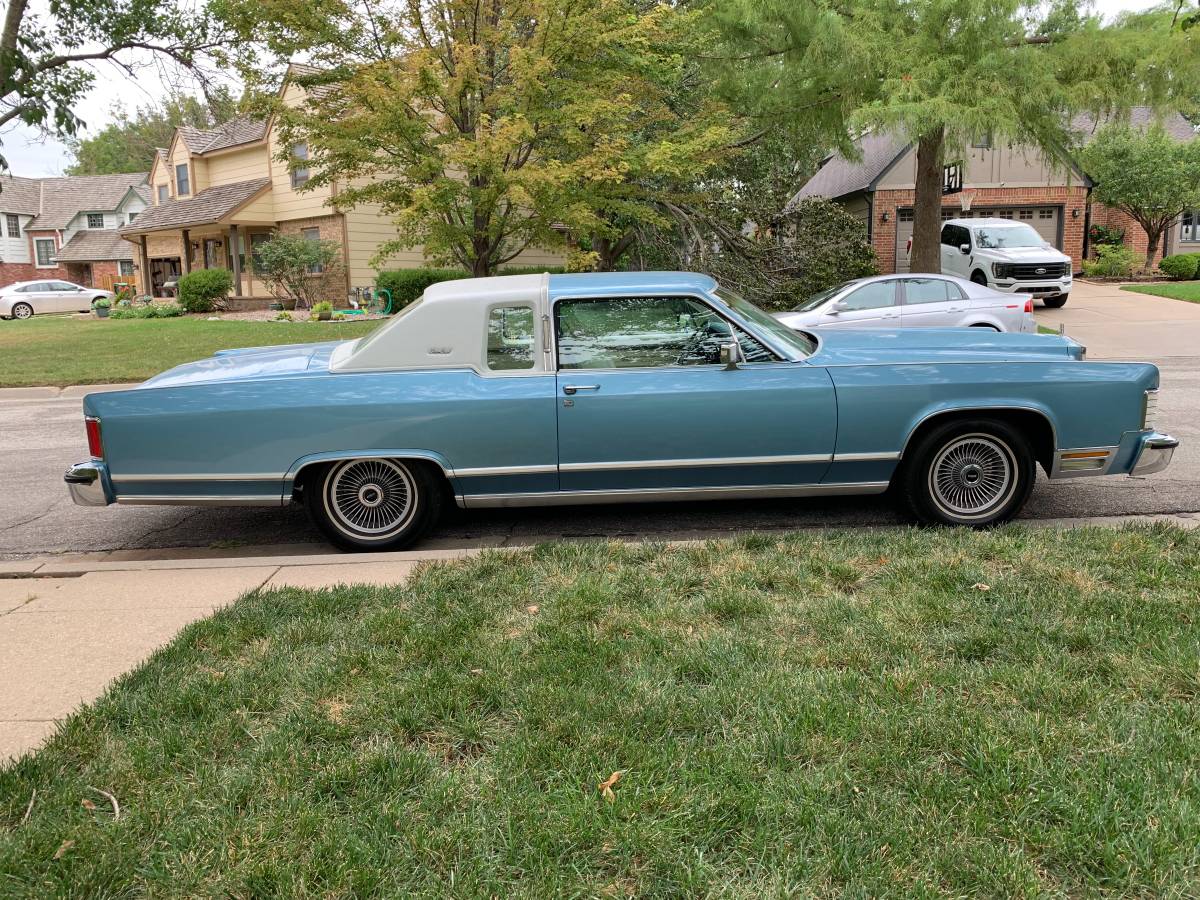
top-left (459, 481), bottom-right (890, 509)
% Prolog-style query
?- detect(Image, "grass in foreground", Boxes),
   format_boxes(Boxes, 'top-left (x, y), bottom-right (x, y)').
top-left (3, 525), bottom-right (1200, 896)
top-left (1121, 282), bottom-right (1200, 304)
top-left (0, 315), bottom-right (383, 386)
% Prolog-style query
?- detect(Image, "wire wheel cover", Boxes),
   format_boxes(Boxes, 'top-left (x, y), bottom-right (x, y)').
top-left (325, 459), bottom-right (417, 538)
top-left (929, 434), bottom-right (1017, 519)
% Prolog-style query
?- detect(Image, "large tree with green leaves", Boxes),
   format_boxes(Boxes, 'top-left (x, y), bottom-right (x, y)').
top-left (1083, 124), bottom-right (1200, 269)
top-left (66, 89), bottom-right (239, 175)
top-left (220, 0), bottom-right (735, 276)
top-left (0, 0), bottom-right (236, 172)
top-left (712, 0), bottom-right (1200, 273)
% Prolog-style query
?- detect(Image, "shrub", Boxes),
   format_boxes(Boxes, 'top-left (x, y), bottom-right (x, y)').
top-left (255, 234), bottom-right (345, 310)
top-left (108, 303), bottom-right (185, 320)
top-left (1088, 223), bottom-right (1126, 247)
top-left (1081, 244), bottom-right (1138, 278)
top-left (375, 268), bottom-right (467, 310)
top-left (497, 265), bottom-right (566, 277)
top-left (177, 268), bottom-right (233, 313)
top-left (773, 197), bottom-right (878, 310)
top-left (1159, 253), bottom-right (1200, 281)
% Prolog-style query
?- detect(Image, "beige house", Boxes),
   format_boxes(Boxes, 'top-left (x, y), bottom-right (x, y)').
top-left (121, 71), bottom-right (560, 301)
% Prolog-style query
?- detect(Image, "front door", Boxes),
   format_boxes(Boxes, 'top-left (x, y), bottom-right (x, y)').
top-left (553, 294), bottom-right (837, 494)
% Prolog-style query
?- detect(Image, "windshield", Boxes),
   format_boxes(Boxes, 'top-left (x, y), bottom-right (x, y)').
top-left (346, 296), bottom-right (425, 356)
top-left (974, 224), bottom-right (1046, 250)
top-left (714, 286), bottom-right (816, 357)
top-left (793, 281), bottom-right (855, 312)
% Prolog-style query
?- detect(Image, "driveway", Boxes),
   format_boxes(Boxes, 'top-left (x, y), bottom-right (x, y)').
top-left (2, 281), bottom-right (1198, 560)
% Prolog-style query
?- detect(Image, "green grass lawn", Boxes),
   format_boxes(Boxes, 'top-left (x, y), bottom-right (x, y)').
top-left (3, 525), bottom-right (1199, 896)
top-left (0, 315), bottom-right (384, 387)
top-left (1121, 282), bottom-right (1200, 303)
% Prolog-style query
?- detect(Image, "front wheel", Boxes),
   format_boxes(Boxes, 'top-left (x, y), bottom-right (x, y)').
top-left (11, 302), bottom-right (33, 320)
top-left (970, 270), bottom-right (989, 286)
top-left (896, 418), bottom-right (1035, 527)
top-left (304, 457), bottom-right (443, 551)
top-left (1042, 294), bottom-right (1068, 309)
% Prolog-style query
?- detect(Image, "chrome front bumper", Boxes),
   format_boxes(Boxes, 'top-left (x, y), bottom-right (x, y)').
top-left (1131, 433), bottom-right (1179, 477)
top-left (64, 462), bottom-right (112, 506)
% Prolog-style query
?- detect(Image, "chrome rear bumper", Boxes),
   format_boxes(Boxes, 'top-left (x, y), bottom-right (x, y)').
top-left (1131, 433), bottom-right (1178, 477)
top-left (64, 462), bottom-right (112, 506)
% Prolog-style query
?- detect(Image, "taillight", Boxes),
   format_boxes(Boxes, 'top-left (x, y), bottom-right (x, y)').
top-left (85, 416), bottom-right (103, 459)
top-left (1024, 298), bottom-right (1033, 314)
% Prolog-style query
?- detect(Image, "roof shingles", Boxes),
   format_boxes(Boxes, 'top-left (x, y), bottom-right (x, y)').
top-left (56, 230), bottom-right (135, 262)
top-left (120, 178), bottom-right (271, 233)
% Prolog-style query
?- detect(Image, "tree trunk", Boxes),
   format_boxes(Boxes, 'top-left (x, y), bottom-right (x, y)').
top-left (911, 128), bottom-right (946, 274)
top-left (1144, 228), bottom-right (1161, 271)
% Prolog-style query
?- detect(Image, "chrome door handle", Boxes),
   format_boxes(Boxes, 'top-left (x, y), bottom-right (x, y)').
top-left (562, 384), bottom-right (600, 395)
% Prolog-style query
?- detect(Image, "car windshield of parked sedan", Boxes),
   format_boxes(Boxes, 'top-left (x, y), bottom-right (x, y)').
top-left (974, 224), bottom-right (1046, 249)
top-left (714, 286), bottom-right (816, 357)
top-left (792, 281), bottom-right (856, 312)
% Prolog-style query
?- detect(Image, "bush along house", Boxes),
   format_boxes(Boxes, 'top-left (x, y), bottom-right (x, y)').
top-left (120, 64), bottom-right (561, 305)
top-left (0, 172), bottom-right (148, 289)
top-left (789, 108), bottom-right (1197, 275)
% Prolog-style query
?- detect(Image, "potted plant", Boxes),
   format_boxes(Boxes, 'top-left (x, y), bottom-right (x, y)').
top-left (313, 300), bottom-right (334, 321)
top-left (92, 297), bottom-right (112, 318)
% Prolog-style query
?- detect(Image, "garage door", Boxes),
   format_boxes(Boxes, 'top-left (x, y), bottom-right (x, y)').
top-left (894, 206), bottom-right (1061, 273)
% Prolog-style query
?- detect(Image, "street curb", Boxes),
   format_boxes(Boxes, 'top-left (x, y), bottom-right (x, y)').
top-left (2, 513), bottom-right (1196, 578)
top-left (0, 383), bottom-right (138, 400)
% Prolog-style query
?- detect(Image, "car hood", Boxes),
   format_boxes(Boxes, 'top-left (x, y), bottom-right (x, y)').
top-left (982, 246), bottom-right (1071, 264)
top-left (804, 328), bottom-right (1084, 366)
top-left (139, 341), bottom-right (345, 388)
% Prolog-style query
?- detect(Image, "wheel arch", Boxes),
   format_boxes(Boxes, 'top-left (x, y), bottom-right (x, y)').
top-left (966, 319), bottom-right (1003, 331)
top-left (898, 406), bottom-right (1057, 477)
top-left (285, 449), bottom-right (455, 500)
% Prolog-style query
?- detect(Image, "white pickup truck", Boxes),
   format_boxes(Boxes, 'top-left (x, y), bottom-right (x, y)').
top-left (939, 217), bottom-right (1073, 309)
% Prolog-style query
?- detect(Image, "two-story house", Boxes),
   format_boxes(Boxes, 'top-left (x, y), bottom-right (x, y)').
top-left (0, 172), bottom-right (149, 288)
top-left (121, 67), bottom-right (561, 300)
top-left (789, 108), bottom-right (1197, 275)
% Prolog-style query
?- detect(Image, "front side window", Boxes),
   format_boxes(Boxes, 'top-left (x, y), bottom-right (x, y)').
top-left (157, 184), bottom-right (168, 203)
top-left (291, 143), bottom-right (310, 188)
top-left (5, 214), bottom-right (18, 237)
top-left (794, 281), bottom-right (856, 312)
top-left (840, 281), bottom-right (896, 311)
top-left (974, 224), bottom-right (1044, 249)
top-left (556, 296), bottom-right (771, 370)
top-left (903, 278), bottom-right (958, 305)
top-left (175, 163), bottom-right (190, 196)
top-left (34, 238), bottom-right (56, 267)
top-left (86, 213), bottom-right (104, 229)
top-left (51, 281), bottom-right (78, 291)
top-left (486, 306), bottom-right (536, 371)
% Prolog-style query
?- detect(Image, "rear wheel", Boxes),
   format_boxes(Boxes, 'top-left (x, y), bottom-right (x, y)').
top-left (897, 418), bottom-right (1035, 527)
top-left (12, 302), bottom-right (33, 320)
top-left (304, 457), bottom-right (443, 551)
top-left (1042, 293), bottom-right (1068, 309)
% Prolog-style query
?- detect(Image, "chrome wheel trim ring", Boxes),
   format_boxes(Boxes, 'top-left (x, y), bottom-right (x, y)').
top-left (12, 303), bottom-right (32, 320)
top-left (928, 433), bottom-right (1018, 521)
top-left (323, 458), bottom-right (418, 540)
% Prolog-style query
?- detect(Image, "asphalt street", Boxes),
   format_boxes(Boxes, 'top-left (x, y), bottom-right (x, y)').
top-left (2, 358), bottom-right (1197, 559)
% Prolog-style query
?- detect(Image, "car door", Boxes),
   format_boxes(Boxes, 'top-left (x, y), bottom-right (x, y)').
top-left (553, 294), bottom-right (837, 493)
top-left (51, 282), bottom-right (86, 312)
top-left (940, 224), bottom-right (969, 278)
top-left (23, 282), bottom-right (54, 313)
top-left (819, 280), bottom-right (900, 329)
top-left (899, 277), bottom-right (965, 327)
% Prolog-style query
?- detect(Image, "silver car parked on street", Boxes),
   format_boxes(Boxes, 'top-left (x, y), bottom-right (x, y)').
top-left (773, 273), bottom-right (1036, 334)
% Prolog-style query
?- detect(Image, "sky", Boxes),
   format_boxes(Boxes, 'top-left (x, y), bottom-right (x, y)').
top-left (0, 0), bottom-right (1170, 178)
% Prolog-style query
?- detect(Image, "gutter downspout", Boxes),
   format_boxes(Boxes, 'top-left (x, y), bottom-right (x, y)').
top-left (1081, 184), bottom-right (1092, 274)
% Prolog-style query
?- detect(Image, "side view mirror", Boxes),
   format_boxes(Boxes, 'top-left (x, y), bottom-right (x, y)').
top-left (959, 243), bottom-right (970, 255)
top-left (720, 341), bottom-right (745, 370)
top-left (828, 300), bottom-right (847, 315)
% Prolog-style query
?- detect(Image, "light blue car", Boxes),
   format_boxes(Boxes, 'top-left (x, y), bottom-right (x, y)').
top-left (65, 272), bottom-right (1177, 550)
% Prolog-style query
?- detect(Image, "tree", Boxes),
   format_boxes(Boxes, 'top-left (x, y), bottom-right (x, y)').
top-left (712, 0), bottom-right (1200, 273)
top-left (255, 234), bottom-right (345, 309)
top-left (66, 89), bottom-right (239, 175)
top-left (0, 0), bottom-right (235, 171)
top-left (220, 0), bottom-right (731, 277)
top-left (1082, 125), bottom-right (1200, 269)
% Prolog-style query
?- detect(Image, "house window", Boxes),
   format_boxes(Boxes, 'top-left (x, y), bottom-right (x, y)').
top-left (118, 260), bottom-right (135, 276)
top-left (5, 214), bottom-right (18, 237)
top-left (1183, 210), bottom-right (1199, 243)
top-left (86, 213), bottom-right (105, 229)
top-left (34, 238), bottom-right (57, 267)
top-left (127, 212), bottom-right (138, 223)
top-left (157, 184), bottom-right (168, 203)
top-left (971, 131), bottom-right (993, 149)
top-left (248, 231), bottom-right (272, 273)
top-left (291, 143), bottom-right (310, 188)
top-left (301, 227), bottom-right (323, 273)
top-left (175, 163), bottom-right (190, 196)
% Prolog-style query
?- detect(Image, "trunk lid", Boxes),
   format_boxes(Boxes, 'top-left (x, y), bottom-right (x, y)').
top-left (139, 341), bottom-right (343, 389)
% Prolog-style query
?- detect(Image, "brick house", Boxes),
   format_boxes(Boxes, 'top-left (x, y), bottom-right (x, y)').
top-left (789, 108), bottom-right (1197, 274)
top-left (0, 172), bottom-right (149, 288)
top-left (121, 64), bottom-right (561, 301)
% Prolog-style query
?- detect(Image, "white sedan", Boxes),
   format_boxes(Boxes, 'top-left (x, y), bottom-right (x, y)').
top-left (0, 280), bottom-right (114, 320)
top-left (774, 273), bottom-right (1036, 333)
